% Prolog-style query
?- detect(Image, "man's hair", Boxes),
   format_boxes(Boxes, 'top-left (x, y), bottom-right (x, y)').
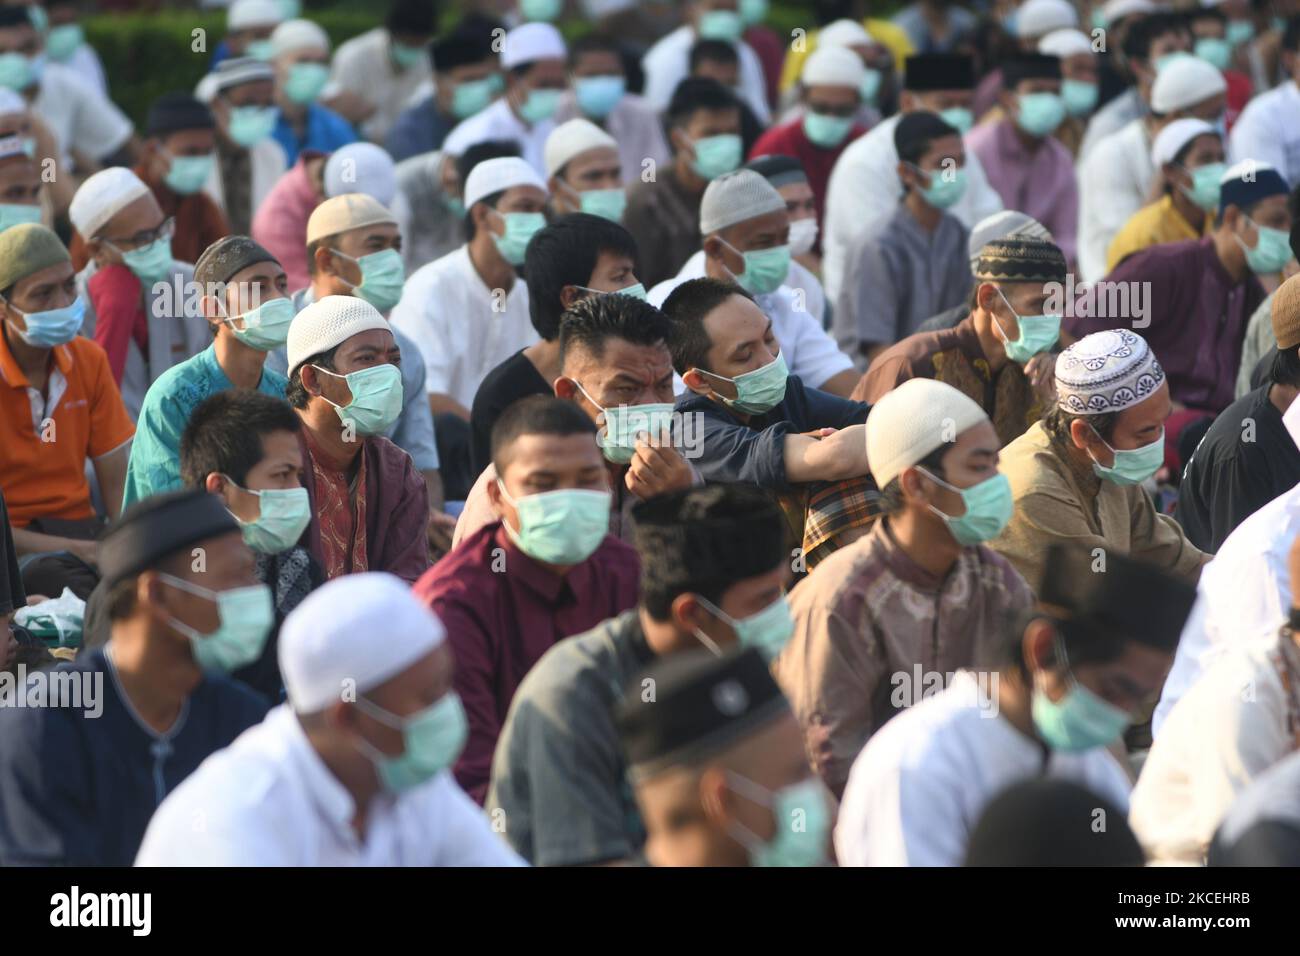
top-left (1122, 11), bottom-right (1190, 62)
top-left (490, 394), bottom-right (597, 475)
top-left (0, 7), bottom-right (32, 30)
top-left (179, 390), bottom-right (302, 489)
top-left (667, 77), bottom-right (738, 129)
top-left (660, 277), bottom-right (755, 376)
top-left (896, 112), bottom-right (959, 167)
top-left (1285, 14), bottom-right (1300, 54)
top-left (1271, 345), bottom-right (1300, 389)
top-left (689, 38), bottom-right (739, 72)
top-left (285, 345), bottom-right (339, 409)
top-left (386, 0), bottom-right (438, 36)
top-left (557, 292), bottom-right (672, 365)
top-left (569, 31), bottom-right (622, 65)
top-left (525, 214), bottom-right (639, 341)
top-left (1042, 404), bottom-right (1120, 445)
top-left (877, 444), bottom-right (949, 515)
top-left (456, 139), bottom-right (523, 241)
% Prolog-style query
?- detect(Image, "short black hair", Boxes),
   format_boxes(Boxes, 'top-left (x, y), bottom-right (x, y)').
top-left (1285, 14), bottom-right (1300, 54)
top-left (490, 394), bottom-right (597, 475)
top-left (660, 277), bottom-right (755, 376)
top-left (569, 32), bottom-right (623, 66)
top-left (386, 0), bottom-right (438, 36)
top-left (456, 139), bottom-right (522, 241)
top-left (0, 6), bottom-right (32, 29)
top-left (1122, 11), bottom-right (1190, 62)
top-left (895, 111), bottom-right (960, 167)
top-left (285, 346), bottom-right (339, 409)
top-left (689, 38), bottom-right (739, 71)
top-left (180, 390), bottom-right (302, 488)
top-left (667, 77), bottom-right (739, 129)
top-left (1042, 404), bottom-right (1120, 445)
top-left (1270, 345), bottom-right (1300, 389)
top-left (878, 445), bottom-right (949, 515)
top-left (558, 292), bottom-right (672, 365)
top-left (525, 214), bottom-right (639, 341)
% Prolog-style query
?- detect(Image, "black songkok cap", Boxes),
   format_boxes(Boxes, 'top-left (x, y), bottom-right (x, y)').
top-left (194, 235), bottom-right (279, 289)
top-left (744, 154), bottom-right (808, 189)
top-left (973, 238), bottom-right (1068, 284)
top-left (1037, 543), bottom-right (1197, 652)
top-left (1002, 53), bottom-right (1063, 88)
top-left (98, 490), bottom-right (240, 588)
top-left (903, 53), bottom-right (975, 92)
top-left (431, 25), bottom-right (497, 71)
top-left (616, 646), bottom-right (790, 780)
top-left (146, 92), bottom-right (215, 137)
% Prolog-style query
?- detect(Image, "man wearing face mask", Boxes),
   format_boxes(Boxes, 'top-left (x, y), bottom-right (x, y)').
top-left (775, 379), bottom-right (1032, 798)
top-left (267, 19), bottom-right (357, 166)
top-left (415, 397), bottom-right (639, 804)
top-left (856, 238), bottom-right (1068, 447)
top-left (649, 169), bottom-right (856, 396)
top-left (835, 112), bottom-right (974, 370)
top-left (0, 490), bottom-right (272, 866)
top-left (442, 22), bottom-right (567, 178)
top-left (1034, 28), bottom-right (1101, 158)
top-left (121, 236), bottom-right (291, 506)
top-left (967, 55), bottom-right (1078, 267)
top-left (1229, 17), bottom-right (1300, 187)
top-left (284, 295), bottom-right (430, 584)
top-left (136, 573), bottom-right (523, 866)
top-left (835, 542), bottom-right (1195, 866)
top-left (0, 133), bottom-right (39, 233)
top-left (618, 647), bottom-right (834, 868)
top-left (196, 57), bottom-right (288, 236)
top-left (990, 330), bottom-right (1209, 594)
top-left (488, 483), bottom-right (789, 865)
top-left (543, 119), bottom-right (625, 223)
top-left (742, 155), bottom-right (827, 319)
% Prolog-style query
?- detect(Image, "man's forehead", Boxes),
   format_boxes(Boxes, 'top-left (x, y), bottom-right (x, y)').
top-left (506, 430), bottom-right (603, 468)
top-left (18, 260), bottom-right (74, 290)
top-left (230, 259), bottom-right (286, 285)
top-left (342, 222), bottom-right (399, 244)
top-left (570, 336), bottom-right (672, 375)
top-left (104, 193), bottom-right (163, 233)
top-left (340, 328), bottom-right (395, 353)
top-left (732, 207), bottom-right (789, 237)
top-left (704, 295), bottom-right (768, 343)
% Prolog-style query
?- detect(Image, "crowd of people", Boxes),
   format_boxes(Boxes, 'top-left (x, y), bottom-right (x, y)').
top-left (0, 0), bottom-right (1299, 867)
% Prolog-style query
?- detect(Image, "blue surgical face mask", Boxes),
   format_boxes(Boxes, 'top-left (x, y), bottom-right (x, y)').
top-left (332, 247), bottom-right (406, 313)
top-left (1089, 425), bottom-right (1165, 485)
top-left (223, 295), bottom-right (295, 351)
top-left (113, 236), bottom-right (174, 287)
top-left (0, 52), bottom-right (36, 91)
top-left (1015, 91), bottom-right (1066, 138)
top-left (45, 24), bottom-right (84, 63)
top-left (688, 132), bottom-right (742, 180)
top-left (495, 480), bottom-right (612, 565)
top-left (692, 593), bottom-right (794, 662)
top-left (704, 351), bottom-right (789, 415)
top-left (915, 466), bottom-right (1014, 546)
top-left (908, 161), bottom-right (967, 209)
top-left (938, 106), bottom-right (973, 134)
top-left (719, 239), bottom-right (791, 296)
top-left (1060, 78), bottom-right (1099, 117)
top-left (158, 573), bottom-right (274, 674)
top-left (224, 479), bottom-right (311, 554)
top-left (992, 287), bottom-right (1062, 364)
top-left (226, 104), bottom-right (277, 147)
top-left (1237, 217), bottom-right (1293, 274)
top-left (1031, 638), bottom-right (1132, 752)
top-left (283, 61), bottom-right (330, 105)
top-left (860, 67), bottom-right (882, 105)
top-left (313, 362), bottom-right (404, 435)
top-left (4, 294), bottom-right (85, 347)
top-left (518, 87), bottom-right (562, 124)
top-left (725, 773), bottom-right (831, 867)
top-left (163, 152), bottom-right (215, 195)
top-left (573, 379), bottom-right (675, 464)
top-left (489, 209), bottom-right (546, 266)
top-left (574, 74), bottom-right (625, 119)
top-left (697, 9), bottom-right (744, 43)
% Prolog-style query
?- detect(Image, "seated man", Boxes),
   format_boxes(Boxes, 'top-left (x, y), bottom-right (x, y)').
top-left (0, 490), bottom-right (272, 865)
top-left (0, 224), bottom-right (133, 600)
top-left (835, 543), bottom-right (1195, 866)
top-left (487, 483), bottom-right (790, 866)
top-left (742, 155), bottom-right (828, 321)
top-left (416, 397), bottom-right (640, 803)
top-left (137, 573), bottom-right (523, 866)
top-left (775, 379), bottom-right (1033, 797)
top-left (854, 238), bottom-right (1067, 446)
top-left (268, 19), bottom-right (357, 166)
top-left (544, 119), bottom-right (625, 222)
top-left (69, 166), bottom-right (209, 420)
top-left (284, 295), bottom-right (430, 583)
top-left (456, 293), bottom-right (696, 545)
top-left (617, 647), bottom-right (833, 868)
top-left (989, 329), bottom-right (1208, 594)
top-left (124, 236), bottom-right (291, 506)
top-left (648, 169), bottom-right (856, 397)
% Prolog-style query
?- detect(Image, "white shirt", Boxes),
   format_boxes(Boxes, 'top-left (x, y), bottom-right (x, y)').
top-left (135, 706), bottom-right (525, 866)
top-left (329, 27), bottom-right (434, 144)
top-left (835, 671), bottom-right (1132, 867)
top-left (389, 244), bottom-right (538, 409)
top-left (441, 98), bottom-right (555, 177)
top-left (33, 62), bottom-right (132, 166)
top-left (1130, 642), bottom-right (1296, 865)
top-left (1153, 483), bottom-right (1300, 735)
top-left (640, 25), bottom-right (771, 124)
top-left (648, 252), bottom-right (852, 390)
top-left (1078, 87), bottom-right (1145, 161)
top-left (1076, 117), bottom-right (1153, 282)
top-left (1229, 80), bottom-right (1300, 190)
top-left (61, 44), bottom-right (108, 97)
top-left (822, 113), bottom-right (1003, 303)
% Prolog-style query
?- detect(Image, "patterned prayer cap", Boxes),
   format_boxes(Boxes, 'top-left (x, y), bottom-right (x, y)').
top-left (1054, 329), bottom-right (1166, 415)
top-left (973, 238), bottom-right (1067, 284)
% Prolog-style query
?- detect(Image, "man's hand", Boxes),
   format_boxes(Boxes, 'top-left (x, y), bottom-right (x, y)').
top-left (625, 434), bottom-right (694, 500)
top-left (70, 539), bottom-right (99, 568)
top-left (427, 511), bottom-right (457, 558)
top-left (1024, 352), bottom-right (1056, 402)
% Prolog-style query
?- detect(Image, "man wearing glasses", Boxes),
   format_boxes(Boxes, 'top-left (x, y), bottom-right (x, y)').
top-left (68, 167), bottom-right (209, 420)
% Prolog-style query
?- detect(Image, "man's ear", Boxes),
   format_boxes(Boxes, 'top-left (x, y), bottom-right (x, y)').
top-left (203, 472), bottom-right (226, 496)
top-left (553, 375), bottom-right (578, 400)
top-left (697, 765), bottom-right (732, 826)
top-left (485, 474), bottom-right (504, 511)
top-left (702, 234), bottom-right (725, 261)
top-left (1068, 416), bottom-right (1097, 452)
top-left (558, 284), bottom-right (581, 311)
top-left (681, 367), bottom-right (713, 395)
top-left (1021, 617), bottom-right (1056, 674)
top-left (299, 365), bottom-right (321, 398)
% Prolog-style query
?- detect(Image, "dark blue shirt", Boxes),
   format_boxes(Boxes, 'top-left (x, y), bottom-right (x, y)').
top-left (386, 96), bottom-right (458, 162)
top-left (272, 103), bottom-right (358, 166)
top-left (675, 374), bottom-right (870, 490)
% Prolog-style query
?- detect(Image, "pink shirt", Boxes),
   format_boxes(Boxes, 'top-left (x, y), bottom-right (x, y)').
top-left (251, 152), bottom-right (324, 292)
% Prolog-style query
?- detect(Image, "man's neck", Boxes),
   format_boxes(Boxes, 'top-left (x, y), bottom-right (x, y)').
top-left (1168, 188), bottom-right (1206, 234)
top-left (522, 338), bottom-right (562, 385)
top-left (673, 157), bottom-right (708, 195)
top-left (306, 725), bottom-right (382, 841)
top-left (467, 236), bottom-right (515, 293)
top-left (1211, 228), bottom-right (1250, 284)
top-left (1269, 382), bottom-right (1299, 415)
top-left (107, 625), bottom-right (201, 734)
top-left (638, 606), bottom-right (682, 657)
top-left (885, 511), bottom-right (962, 580)
top-left (214, 330), bottom-right (267, 390)
top-left (904, 191), bottom-right (942, 232)
top-left (972, 310), bottom-right (1011, 375)
top-left (310, 277), bottom-right (348, 304)
top-left (2, 323), bottom-right (51, 387)
top-left (301, 406), bottom-right (363, 470)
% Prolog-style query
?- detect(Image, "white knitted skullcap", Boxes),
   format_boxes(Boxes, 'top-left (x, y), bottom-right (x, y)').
top-left (1100, 0), bottom-right (1158, 26)
top-left (325, 142), bottom-right (397, 204)
top-left (1017, 0), bottom-right (1079, 38)
top-left (286, 294), bottom-right (391, 375)
top-left (69, 167), bottom-right (152, 239)
top-left (279, 573), bottom-right (446, 714)
top-left (967, 210), bottom-right (1052, 270)
top-left (1055, 329), bottom-right (1166, 415)
top-left (544, 118), bottom-right (618, 178)
top-left (463, 156), bottom-right (547, 209)
top-left (866, 379), bottom-right (990, 488)
top-left (1151, 54), bottom-right (1227, 113)
top-left (1151, 117), bottom-right (1215, 166)
top-left (501, 22), bottom-right (566, 69)
top-left (699, 169), bottom-right (785, 235)
top-left (228, 0), bottom-right (283, 31)
top-left (801, 46), bottom-right (866, 88)
top-left (1038, 28), bottom-right (1094, 58)
top-left (270, 18), bottom-right (330, 57)
top-left (818, 19), bottom-right (872, 49)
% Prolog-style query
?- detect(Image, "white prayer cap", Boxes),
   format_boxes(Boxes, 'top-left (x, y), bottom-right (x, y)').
top-left (1055, 329), bottom-right (1166, 415)
top-left (286, 294), bottom-right (391, 375)
top-left (866, 379), bottom-right (990, 488)
top-left (279, 573), bottom-right (447, 714)
top-left (544, 118), bottom-right (618, 179)
top-left (325, 142), bottom-right (397, 205)
top-left (500, 22), bottom-right (566, 70)
top-left (817, 19), bottom-right (873, 49)
top-left (0, 88), bottom-right (25, 116)
top-left (1038, 28), bottom-right (1094, 58)
top-left (967, 210), bottom-right (1052, 270)
top-left (463, 156), bottom-right (547, 209)
top-left (227, 0), bottom-right (283, 31)
top-left (69, 167), bottom-right (152, 240)
top-left (1151, 117), bottom-right (1216, 167)
top-left (699, 169), bottom-right (785, 235)
top-left (1100, 0), bottom-right (1159, 26)
top-left (1016, 0), bottom-right (1079, 38)
top-left (801, 46), bottom-right (866, 89)
top-left (1151, 53), bottom-right (1227, 113)
top-left (270, 18), bottom-right (329, 57)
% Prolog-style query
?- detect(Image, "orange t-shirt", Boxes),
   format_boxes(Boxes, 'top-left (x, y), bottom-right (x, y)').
top-left (0, 331), bottom-right (135, 527)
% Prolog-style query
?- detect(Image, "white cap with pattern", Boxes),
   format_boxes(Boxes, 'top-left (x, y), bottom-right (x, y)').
top-left (699, 169), bottom-right (786, 235)
top-left (286, 294), bottom-right (391, 375)
top-left (69, 167), bottom-right (152, 240)
top-left (1055, 329), bottom-right (1167, 415)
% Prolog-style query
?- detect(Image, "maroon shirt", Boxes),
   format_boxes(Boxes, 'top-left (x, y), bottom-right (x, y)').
top-left (414, 521), bottom-right (641, 804)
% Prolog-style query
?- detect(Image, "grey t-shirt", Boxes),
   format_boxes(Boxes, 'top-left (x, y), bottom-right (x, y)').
top-left (486, 609), bottom-right (654, 866)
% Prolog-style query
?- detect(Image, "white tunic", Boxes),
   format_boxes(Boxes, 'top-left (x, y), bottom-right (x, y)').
top-left (135, 706), bottom-right (525, 867)
top-left (441, 98), bottom-right (556, 178)
top-left (328, 27), bottom-right (434, 144)
top-left (33, 63), bottom-right (132, 167)
top-left (1075, 118), bottom-right (1153, 283)
top-left (640, 25), bottom-right (771, 125)
top-left (1229, 80), bottom-right (1300, 190)
top-left (835, 671), bottom-right (1132, 866)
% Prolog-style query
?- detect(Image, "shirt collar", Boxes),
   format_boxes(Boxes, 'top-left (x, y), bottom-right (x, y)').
top-left (198, 342), bottom-right (232, 390)
top-left (490, 521), bottom-right (591, 603)
top-left (0, 325), bottom-right (71, 388)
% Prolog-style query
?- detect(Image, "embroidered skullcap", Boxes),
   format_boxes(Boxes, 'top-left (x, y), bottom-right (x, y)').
top-left (1054, 329), bottom-right (1166, 415)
